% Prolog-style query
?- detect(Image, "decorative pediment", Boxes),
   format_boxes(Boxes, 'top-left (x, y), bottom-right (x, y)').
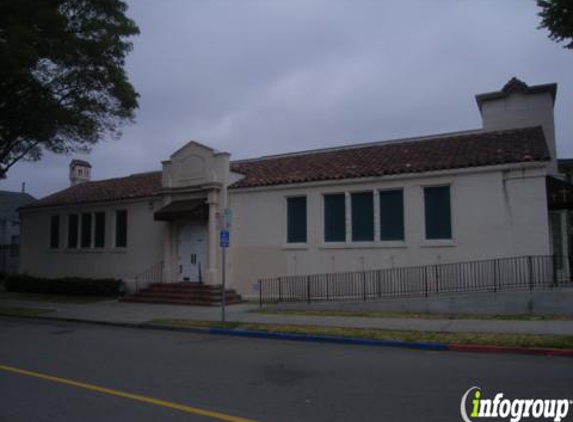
top-left (161, 140), bottom-right (230, 189)
top-left (174, 152), bottom-right (206, 182)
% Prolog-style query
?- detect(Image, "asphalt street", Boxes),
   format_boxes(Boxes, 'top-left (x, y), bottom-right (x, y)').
top-left (0, 316), bottom-right (571, 422)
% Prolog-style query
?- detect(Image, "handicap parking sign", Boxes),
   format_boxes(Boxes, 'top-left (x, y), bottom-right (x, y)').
top-left (220, 230), bottom-right (229, 248)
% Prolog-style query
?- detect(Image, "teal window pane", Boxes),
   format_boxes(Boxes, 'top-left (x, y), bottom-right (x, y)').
top-left (380, 190), bottom-right (404, 240)
top-left (50, 215), bottom-right (60, 249)
top-left (81, 213), bottom-right (92, 248)
top-left (115, 210), bottom-right (128, 247)
top-left (351, 192), bottom-right (374, 241)
top-left (94, 212), bottom-right (106, 248)
top-left (324, 194), bottom-right (346, 242)
top-left (287, 197), bottom-right (307, 243)
top-left (424, 186), bottom-right (452, 239)
top-left (68, 214), bottom-right (78, 249)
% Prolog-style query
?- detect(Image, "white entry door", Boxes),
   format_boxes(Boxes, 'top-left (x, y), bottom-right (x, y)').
top-left (177, 222), bottom-right (207, 282)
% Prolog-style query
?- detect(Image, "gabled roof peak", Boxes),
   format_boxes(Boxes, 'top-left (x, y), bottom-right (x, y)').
top-left (475, 78), bottom-right (557, 112)
top-left (502, 77), bottom-right (529, 93)
top-left (70, 159), bottom-right (91, 168)
top-left (168, 140), bottom-right (229, 161)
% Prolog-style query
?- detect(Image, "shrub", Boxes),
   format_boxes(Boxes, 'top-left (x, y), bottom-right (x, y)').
top-left (4, 275), bottom-right (121, 297)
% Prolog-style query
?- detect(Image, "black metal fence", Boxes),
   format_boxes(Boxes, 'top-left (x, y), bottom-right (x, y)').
top-left (258, 255), bottom-right (573, 304)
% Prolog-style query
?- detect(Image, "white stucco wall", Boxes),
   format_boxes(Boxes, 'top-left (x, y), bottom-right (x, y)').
top-left (19, 198), bottom-right (165, 285)
top-left (18, 163), bottom-right (553, 299)
top-left (227, 164), bottom-right (551, 298)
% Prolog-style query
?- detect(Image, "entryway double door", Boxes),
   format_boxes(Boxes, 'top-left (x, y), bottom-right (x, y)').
top-left (177, 222), bottom-right (207, 282)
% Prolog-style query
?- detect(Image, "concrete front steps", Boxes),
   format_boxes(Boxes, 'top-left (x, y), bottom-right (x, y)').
top-left (122, 282), bottom-right (244, 306)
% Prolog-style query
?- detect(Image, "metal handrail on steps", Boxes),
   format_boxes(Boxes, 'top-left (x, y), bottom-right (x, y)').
top-left (134, 261), bottom-right (164, 293)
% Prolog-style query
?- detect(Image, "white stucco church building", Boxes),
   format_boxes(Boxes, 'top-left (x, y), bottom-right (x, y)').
top-left (19, 78), bottom-right (572, 300)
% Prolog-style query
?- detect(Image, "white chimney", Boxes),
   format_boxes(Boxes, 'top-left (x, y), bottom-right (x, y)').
top-left (69, 159), bottom-right (92, 186)
top-left (475, 77), bottom-right (558, 175)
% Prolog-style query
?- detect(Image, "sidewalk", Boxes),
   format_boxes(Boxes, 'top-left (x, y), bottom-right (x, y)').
top-left (2, 298), bottom-right (573, 336)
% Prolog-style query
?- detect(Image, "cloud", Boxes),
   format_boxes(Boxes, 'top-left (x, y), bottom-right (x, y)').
top-left (1, 0), bottom-right (571, 198)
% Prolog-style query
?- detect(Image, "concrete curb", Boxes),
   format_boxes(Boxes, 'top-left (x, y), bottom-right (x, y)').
top-left (2, 312), bottom-right (573, 358)
top-left (448, 344), bottom-right (573, 357)
top-left (0, 313), bottom-right (213, 335)
top-left (0, 313), bottom-right (142, 329)
top-left (147, 323), bottom-right (447, 351)
top-left (208, 328), bottom-right (448, 351)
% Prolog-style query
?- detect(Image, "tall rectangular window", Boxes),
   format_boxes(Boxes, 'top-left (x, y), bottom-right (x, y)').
top-left (10, 235), bottom-right (19, 257)
top-left (68, 214), bottom-right (79, 249)
top-left (424, 186), bottom-right (452, 239)
top-left (50, 215), bottom-right (60, 249)
top-left (286, 197), bottom-right (307, 243)
top-left (94, 212), bottom-right (106, 248)
top-left (115, 210), bottom-right (128, 247)
top-left (379, 190), bottom-right (404, 241)
top-left (351, 192), bottom-right (374, 241)
top-left (324, 194), bottom-right (346, 242)
top-left (550, 211), bottom-right (564, 269)
top-left (81, 213), bottom-right (92, 248)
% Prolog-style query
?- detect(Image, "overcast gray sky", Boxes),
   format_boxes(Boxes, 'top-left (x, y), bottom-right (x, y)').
top-left (2, 0), bottom-right (572, 198)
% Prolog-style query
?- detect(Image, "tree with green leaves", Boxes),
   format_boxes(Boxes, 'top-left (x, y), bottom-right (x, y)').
top-left (0, 0), bottom-right (140, 177)
top-left (537, 0), bottom-right (573, 49)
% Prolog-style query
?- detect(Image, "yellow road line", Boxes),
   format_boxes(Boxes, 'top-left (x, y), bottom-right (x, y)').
top-left (0, 364), bottom-right (265, 422)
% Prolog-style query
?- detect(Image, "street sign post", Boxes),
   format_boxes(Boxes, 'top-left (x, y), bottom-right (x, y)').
top-left (220, 229), bottom-right (229, 322)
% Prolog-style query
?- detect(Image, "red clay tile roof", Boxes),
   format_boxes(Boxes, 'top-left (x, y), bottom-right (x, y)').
top-left (24, 171), bottom-right (162, 209)
top-left (229, 127), bottom-right (549, 188)
top-left (70, 159), bottom-right (92, 168)
top-left (24, 126), bottom-right (549, 209)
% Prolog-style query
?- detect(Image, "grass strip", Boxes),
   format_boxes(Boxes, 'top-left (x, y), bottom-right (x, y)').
top-left (149, 319), bottom-right (573, 349)
top-left (0, 306), bottom-right (54, 317)
top-left (0, 289), bottom-right (111, 304)
top-left (253, 309), bottom-right (573, 321)
top-left (151, 319), bottom-right (241, 330)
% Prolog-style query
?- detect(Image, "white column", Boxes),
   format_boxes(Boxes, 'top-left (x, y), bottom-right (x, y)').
top-left (561, 211), bottom-right (570, 280)
top-left (162, 222), bottom-right (176, 283)
top-left (206, 190), bottom-right (219, 285)
top-left (345, 191), bottom-right (351, 243)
